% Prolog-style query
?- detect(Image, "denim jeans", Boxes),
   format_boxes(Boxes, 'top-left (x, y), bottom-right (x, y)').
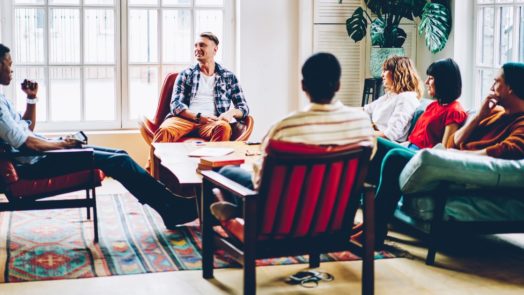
top-left (16, 145), bottom-right (187, 211)
top-left (217, 165), bottom-right (254, 209)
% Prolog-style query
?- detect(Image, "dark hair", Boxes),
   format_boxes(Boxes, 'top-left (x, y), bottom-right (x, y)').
top-left (426, 58), bottom-right (462, 104)
top-left (0, 43), bottom-right (10, 61)
top-left (502, 62), bottom-right (524, 99)
top-left (200, 32), bottom-right (219, 46)
top-left (301, 52), bottom-right (341, 103)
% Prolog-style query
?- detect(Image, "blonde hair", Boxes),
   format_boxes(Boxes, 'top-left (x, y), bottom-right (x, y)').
top-left (382, 56), bottom-right (424, 99)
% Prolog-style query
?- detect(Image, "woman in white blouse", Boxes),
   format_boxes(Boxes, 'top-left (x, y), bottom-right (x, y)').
top-left (364, 56), bottom-right (423, 142)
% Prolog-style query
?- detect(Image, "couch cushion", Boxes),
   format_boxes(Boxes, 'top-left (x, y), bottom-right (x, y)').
top-left (399, 190), bottom-right (524, 222)
top-left (399, 149), bottom-right (524, 195)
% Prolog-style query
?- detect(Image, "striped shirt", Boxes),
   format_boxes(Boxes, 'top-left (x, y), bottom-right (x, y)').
top-left (252, 100), bottom-right (374, 187)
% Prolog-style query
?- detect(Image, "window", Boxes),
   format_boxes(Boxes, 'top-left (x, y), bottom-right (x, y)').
top-left (474, 0), bottom-right (524, 107)
top-left (1, 0), bottom-right (232, 131)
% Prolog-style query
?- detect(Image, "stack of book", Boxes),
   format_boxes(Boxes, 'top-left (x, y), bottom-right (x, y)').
top-left (197, 155), bottom-right (245, 172)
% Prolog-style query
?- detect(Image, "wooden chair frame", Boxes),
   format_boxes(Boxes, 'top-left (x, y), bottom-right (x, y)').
top-left (200, 141), bottom-right (376, 294)
top-left (0, 148), bottom-right (103, 242)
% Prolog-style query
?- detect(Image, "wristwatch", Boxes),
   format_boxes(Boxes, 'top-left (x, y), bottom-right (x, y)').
top-left (195, 112), bottom-right (202, 123)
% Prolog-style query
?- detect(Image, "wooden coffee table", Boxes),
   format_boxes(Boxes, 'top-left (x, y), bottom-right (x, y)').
top-left (151, 141), bottom-right (261, 198)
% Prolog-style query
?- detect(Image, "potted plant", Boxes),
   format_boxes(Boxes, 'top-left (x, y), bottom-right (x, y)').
top-left (340, 0), bottom-right (452, 78)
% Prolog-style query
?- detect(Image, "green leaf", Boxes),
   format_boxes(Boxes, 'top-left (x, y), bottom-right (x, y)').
top-left (370, 18), bottom-right (385, 46)
top-left (346, 7), bottom-right (368, 43)
top-left (419, 2), bottom-right (451, 53)
top-left (366, 0), bottom-right (426, 21)
top-left (365, 0), bottom-right (384, 17)
top-left (383, 25), bottom-right (407, 47)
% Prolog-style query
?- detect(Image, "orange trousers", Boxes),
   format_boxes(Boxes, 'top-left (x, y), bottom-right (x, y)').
top-left (153, 116), bottom-right (232, 143)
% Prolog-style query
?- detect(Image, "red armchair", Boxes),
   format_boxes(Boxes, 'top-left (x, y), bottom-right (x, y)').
top-left (201, 140), bottom-right (375, 295)
top-left (138, 72), bottom-right (254, 145)
top-left (0, 147), bottom-right (104, 243)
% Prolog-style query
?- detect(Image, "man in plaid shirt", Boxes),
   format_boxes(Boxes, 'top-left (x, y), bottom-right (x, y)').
top-left (153, 32), bottom-right (249, 143)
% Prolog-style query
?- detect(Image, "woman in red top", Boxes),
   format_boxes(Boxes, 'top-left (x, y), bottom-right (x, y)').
top-left (408, 58), bottom-right (468, 149)
top-left (357, 59), bottom-right (468, 247)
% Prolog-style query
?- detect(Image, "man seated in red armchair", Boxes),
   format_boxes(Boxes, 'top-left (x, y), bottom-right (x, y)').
top-left (153, 32), bottom-right (249, 143)
top-left (210, 52), bottom-right (375, 220)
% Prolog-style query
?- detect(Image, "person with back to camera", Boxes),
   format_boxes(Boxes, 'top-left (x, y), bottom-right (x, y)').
top-left (209, 52), bottom-right (375, 220)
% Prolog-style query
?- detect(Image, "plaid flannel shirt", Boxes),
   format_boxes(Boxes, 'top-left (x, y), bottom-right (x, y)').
top-left (168, 63), bottom-right (249, 120)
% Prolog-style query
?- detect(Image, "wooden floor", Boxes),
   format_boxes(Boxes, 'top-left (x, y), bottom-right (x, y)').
top-left (1, 180), bottom-right (523, 295)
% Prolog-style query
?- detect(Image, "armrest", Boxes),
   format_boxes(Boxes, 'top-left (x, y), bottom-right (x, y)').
top-left (201, 170), bottom-right (257, 199)
top-left (0, 148), bottom-right (94, 158)
top-left (399, 149), bottom-right (524, 195)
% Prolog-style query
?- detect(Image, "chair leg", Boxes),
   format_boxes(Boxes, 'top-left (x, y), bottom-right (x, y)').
top-left (202, 235), bottom-right (214, 279)
top-left (86, 189), bottom-right (91, 220)
top-left (202, 180), bottom-right (215, 279)
top-left (362, 184), bottom-right (375, 295)
top-left (93, 188), bottom-right (99, 243)
top-left (426, 187), bottom-right (447, 266)
top-left (309, 252), bottom-right (320, 268)
top-left (244, 256), bottom-right (256, 295)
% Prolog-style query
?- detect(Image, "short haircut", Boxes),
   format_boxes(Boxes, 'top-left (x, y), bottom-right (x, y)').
top-left (0, 43), bottom-right (10, 62)
top-left (301, 52), bottom-right (341, 103)
top-left (502, 62), bottom-right (524, 99)
top-left (426, 58), bottom-right (462, 104)
top-left (200, 32), bottom-right (219, 46)
top-left (382, 56), bottom-right (424, 99)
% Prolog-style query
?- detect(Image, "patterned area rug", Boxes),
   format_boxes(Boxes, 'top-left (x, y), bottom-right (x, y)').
top-left (0, 193), bottom-right (395, 283)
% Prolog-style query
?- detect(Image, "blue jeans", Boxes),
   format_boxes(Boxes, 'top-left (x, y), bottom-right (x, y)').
top-left (16, 145), bottom-right (195, 216)
top-left (217, 165), bottom-right (254, 209)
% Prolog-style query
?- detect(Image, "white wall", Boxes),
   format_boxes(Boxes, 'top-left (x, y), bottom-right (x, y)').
top-left (237, 0), bottom-right (300, 141)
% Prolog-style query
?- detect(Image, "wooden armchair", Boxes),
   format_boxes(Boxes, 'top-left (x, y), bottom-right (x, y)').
top-left (138, 72), bottom-right (254, 145)
top-left (0, 147), bottom-right (104, 242)
top-left (201, 140), bottom-right (375, 294)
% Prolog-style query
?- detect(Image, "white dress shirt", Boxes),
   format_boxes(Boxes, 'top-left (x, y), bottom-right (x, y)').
top-left (364, 91), bottom-right (420, 142)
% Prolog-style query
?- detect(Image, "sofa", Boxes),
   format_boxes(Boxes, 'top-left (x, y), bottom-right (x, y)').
top-left (393, 148), bottom-right (524, 265)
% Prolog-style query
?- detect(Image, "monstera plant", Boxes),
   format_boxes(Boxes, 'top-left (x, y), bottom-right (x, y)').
top-left (340, 0), bottom-right (452, 54)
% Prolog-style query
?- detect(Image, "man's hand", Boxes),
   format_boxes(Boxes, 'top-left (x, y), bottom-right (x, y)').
top-left (478, 94), bottom-right (499, 119)
top-left (218, 109), bottom-right (236, 122)
top-left (62, 138), bottom-right (83, 149)
top-left (21, 79), bottom-right (38, 98)
top-left (200, 114), bottom-right (219, 124)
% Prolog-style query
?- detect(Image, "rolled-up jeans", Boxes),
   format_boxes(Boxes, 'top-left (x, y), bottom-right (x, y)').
top-left (216, 165), bottom-right (255, 215)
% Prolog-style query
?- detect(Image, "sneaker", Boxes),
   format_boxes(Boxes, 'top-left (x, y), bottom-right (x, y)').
top-left (210, 201), bottom-right (240, 221)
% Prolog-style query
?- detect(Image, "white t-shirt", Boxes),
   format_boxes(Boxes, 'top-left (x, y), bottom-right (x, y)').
top-left (364, 91), bottom-right (420, 142)
top-left (189, 74), bottom-right (216, 116)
